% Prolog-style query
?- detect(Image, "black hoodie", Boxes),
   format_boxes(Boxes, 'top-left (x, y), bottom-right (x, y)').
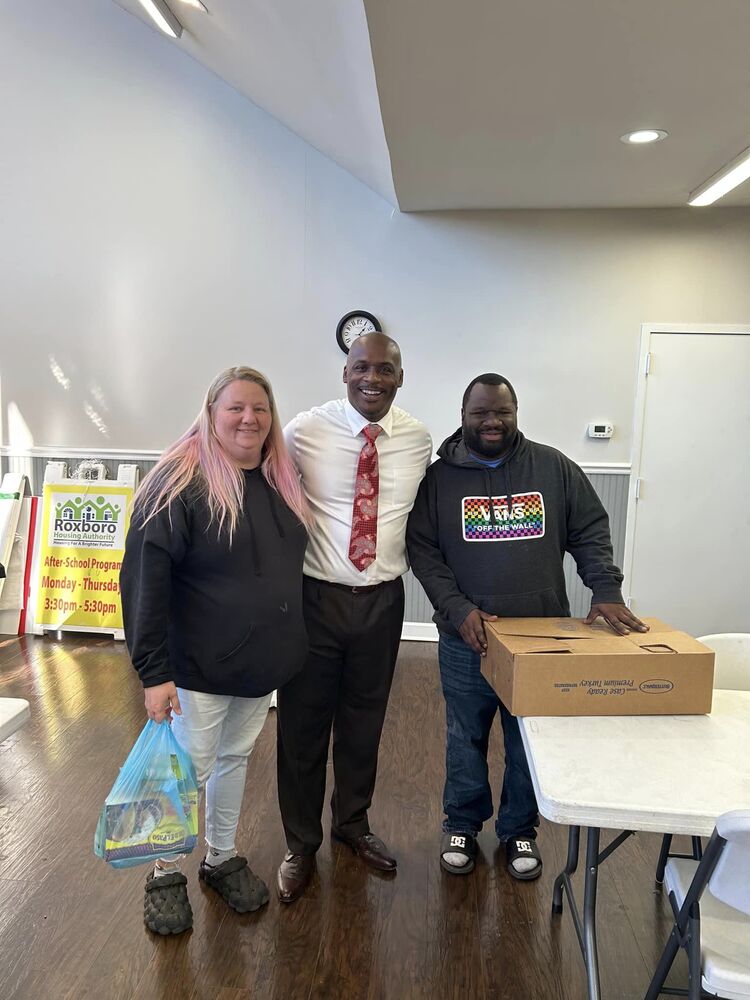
top-left (406, 430), bottom-right (624, 636)
top-left (120, 468), bottom-right (308, 697)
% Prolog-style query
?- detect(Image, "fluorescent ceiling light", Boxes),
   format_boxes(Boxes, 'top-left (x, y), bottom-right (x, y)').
top-left (689, 145), bottom-right (750, 206)
top-left (137, 0), bottom-right (183, 37)
top-left (178, 0), bottom-right (208, 9)
top-left (620, 129), bottom-right (668, 145)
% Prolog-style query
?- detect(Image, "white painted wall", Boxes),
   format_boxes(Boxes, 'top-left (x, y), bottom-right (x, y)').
top-left (3, 0), bottom-right (750, 463)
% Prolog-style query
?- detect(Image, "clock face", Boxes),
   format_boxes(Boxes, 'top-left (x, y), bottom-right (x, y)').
top-left (336, 310), bottom-right (382, 353)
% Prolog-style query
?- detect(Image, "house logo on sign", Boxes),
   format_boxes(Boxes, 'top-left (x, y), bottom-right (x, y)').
top-left (50, 493), bottom-right (127, 549)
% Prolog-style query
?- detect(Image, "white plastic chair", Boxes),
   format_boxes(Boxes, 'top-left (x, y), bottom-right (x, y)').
top-left (655, 635), bottom-right (750, 885)
top-left (646, 810), bottom-right (750, 1000)
top-left (699, 634), bottom-right (750, 692)
top-left (0, 698), bottom-right (30, 743)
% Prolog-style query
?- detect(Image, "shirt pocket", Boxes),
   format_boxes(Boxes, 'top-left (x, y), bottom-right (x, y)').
top-left (390, 463), bottom-right (427, 510)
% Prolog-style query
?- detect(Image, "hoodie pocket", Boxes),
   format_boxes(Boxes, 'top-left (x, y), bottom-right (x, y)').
top-left (471, 588), bottom-right (566, 618)
top-left (213, 604), bottom-right (308, 693)
top-left (217, 625), bottom-right (255, 663)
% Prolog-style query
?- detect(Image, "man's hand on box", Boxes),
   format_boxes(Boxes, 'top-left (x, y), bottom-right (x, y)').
top-left (585, 603), bottom-right (649, 635)
top-left (459, 609), bottom-right (499, 656)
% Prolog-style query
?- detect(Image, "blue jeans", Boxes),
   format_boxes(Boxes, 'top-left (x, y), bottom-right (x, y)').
top-left (439, 633), bottom-right (539, 841)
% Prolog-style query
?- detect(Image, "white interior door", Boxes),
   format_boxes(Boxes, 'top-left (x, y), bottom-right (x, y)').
top-left (624, 327), bottom-right (750, 636)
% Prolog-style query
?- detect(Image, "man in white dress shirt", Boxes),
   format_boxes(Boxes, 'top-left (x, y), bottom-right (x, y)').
top-left (276, 332), bottom-right (432, 903)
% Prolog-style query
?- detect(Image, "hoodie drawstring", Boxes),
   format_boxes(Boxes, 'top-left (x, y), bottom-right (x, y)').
top-left (481, 460), bottom-right (515, 525)
top-left (267, 487), bottom-right (286, 539)
top-left (247, 516), bottom-right (262, 577)
top-left (504, 462), bottom-right (514, 520)
top-left (483, 468), bottom-right (497, 525)
top-left (243, 476), bottom-right (287, 577)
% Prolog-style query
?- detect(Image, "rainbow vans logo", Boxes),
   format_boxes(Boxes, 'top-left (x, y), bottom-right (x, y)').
top-left (462, 492), bottom-right (545, 542)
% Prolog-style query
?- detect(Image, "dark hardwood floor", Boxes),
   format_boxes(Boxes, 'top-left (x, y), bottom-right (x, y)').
top-left (0, 634), bottom-right (688, 1000)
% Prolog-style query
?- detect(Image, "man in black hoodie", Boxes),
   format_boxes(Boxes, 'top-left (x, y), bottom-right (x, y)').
top-left (406, 373), bottom-right (646, 881)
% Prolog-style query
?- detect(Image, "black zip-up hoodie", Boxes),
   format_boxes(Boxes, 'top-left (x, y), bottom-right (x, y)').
top-left (406, 430), bottom-right (624, 636)
top-left (120, 468), bottom-right (308, 697)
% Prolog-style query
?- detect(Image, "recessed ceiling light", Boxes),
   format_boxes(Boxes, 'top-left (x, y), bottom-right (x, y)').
top-left (137, 0), bottom-right (183, 38)
top-left (689, 145), bottom-right (750, 206)
top-left (620, 129), bottom-right (669, 145)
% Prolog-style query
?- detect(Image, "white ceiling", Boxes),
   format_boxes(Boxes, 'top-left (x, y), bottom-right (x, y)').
top-left (114, 0), bottom-right (750, 211)
top-left (113, 0), bottom-right (396, 203)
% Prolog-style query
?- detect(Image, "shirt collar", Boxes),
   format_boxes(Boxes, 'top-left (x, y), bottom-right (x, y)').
top-left (343, 397), bottom-right (393, 438)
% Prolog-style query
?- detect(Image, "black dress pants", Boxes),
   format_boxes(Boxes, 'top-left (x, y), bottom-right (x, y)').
top-left (276, 575), bottom-right (405, 856)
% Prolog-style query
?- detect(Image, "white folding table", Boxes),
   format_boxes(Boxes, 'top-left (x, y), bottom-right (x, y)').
top-left (520, 689), bottom-right (750, 1000)
top-left (0, 698), bottom-right (30, 743)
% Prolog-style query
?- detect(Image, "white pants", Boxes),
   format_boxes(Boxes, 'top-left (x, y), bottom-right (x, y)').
top-left (170, 688), bottom-right (271, 853)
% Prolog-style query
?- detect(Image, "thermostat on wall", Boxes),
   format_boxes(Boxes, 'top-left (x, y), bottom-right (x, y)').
top-left (587, 422), bottom-right (614, 439)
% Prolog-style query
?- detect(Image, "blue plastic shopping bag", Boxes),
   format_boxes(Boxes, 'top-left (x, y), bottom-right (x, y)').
top-left (95, 720), bottom-right (199, 869)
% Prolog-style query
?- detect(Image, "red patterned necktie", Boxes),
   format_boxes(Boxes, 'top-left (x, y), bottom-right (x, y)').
top-left (348, 423), bottom-right (382, 572)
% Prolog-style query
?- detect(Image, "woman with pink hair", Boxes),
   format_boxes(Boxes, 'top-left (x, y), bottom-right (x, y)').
top-left (120, 366), bottom-right (310, 935)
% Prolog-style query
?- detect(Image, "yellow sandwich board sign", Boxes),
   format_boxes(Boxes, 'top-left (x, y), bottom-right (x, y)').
top-left (34, 464), bottom-right (138, 638)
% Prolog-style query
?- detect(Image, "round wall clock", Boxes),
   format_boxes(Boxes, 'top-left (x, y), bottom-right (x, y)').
top-left (336, 310), bottom-right (382, 354)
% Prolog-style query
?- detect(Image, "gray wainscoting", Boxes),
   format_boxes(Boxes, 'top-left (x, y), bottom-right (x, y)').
top-left (404, 469), bottom-right (631, 625)
top-left (1, 453), bottom-right (629, 626)
top-left (1, 454), bottom-right (158, 487)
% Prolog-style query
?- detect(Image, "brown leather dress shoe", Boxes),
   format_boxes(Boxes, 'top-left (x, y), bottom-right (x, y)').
top-left (276, 851), bottom-right (315, 904)
top-left (332, 830), bottom-right (397, 872)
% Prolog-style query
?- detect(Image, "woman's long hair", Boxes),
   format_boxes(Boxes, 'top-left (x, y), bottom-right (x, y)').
top-left (134, 366), bottom-right (310, 537)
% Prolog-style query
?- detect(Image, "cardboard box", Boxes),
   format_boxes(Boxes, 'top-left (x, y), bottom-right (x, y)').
top-left (481, 617), bottom-right (714, 717)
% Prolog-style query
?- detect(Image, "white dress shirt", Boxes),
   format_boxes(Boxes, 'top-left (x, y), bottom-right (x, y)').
top-left (284, 399), bottom-right (432, 585)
